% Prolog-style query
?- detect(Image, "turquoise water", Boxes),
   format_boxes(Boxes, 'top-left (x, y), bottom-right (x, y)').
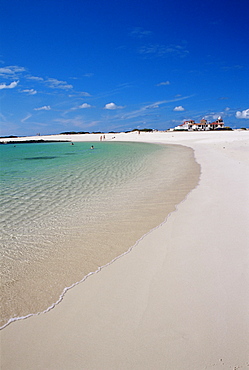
top-left (0, 141), bottom-right (199, 328)
top-left (1, 142), bottom-right (156, 234)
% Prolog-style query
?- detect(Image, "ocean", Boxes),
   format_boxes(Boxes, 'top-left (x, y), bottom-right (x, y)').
top-left (0, 140), bottom-right (200, 328)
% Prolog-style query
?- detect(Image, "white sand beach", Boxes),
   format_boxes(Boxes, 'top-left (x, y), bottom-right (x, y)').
top-left (1, 130), bottom-right (249, 369)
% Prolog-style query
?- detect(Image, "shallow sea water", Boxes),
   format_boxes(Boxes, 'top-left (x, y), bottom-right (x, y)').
top-left (0, 141), bottom-right (200, 328)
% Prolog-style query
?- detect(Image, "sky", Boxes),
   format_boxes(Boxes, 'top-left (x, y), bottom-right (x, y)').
top-left (0, 0), bottom-right (249, 136)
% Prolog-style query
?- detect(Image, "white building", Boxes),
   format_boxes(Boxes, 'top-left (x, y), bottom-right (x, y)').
top-left (174, 117), bottom-right (224, 131)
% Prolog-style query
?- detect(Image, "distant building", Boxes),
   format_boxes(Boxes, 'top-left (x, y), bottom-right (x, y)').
top-left (174, 117), bottom-right (224, 131)
top-left (206, 117), bottom-right (224, 130)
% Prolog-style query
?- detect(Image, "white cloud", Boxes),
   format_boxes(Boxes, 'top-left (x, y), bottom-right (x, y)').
top-left (202, 109), bottom-right (232, 122)
top-left (68, 103), bottom-right (93, 113)
top-left (22, 89), bottom-right (37, 95)
top-left (130, 27), bottom-right (153, 38)
top-left (21, 114), bottom-right (32, 123)
top-left (34, 105), bottom-right (51, 111)
top-left (79, 103), bottom-right (92, 109)
top-left (80, 91), bottom-right (91, 96)
top-left (104, 102), bottom-right (123, 110)
top-left (0, 113), bottom-right (7, 122)
top-left (26, 75), bottom-right (44, 81)
top-left (236, 109), bottom-right (249, 119)
top-left (0, 80), bottom-right (19, 89)
top-left (117, 95), bottom-right (193, 120)
top-left (156, 81), bottom-right (170, 86)
top-left (46, 78), bottom-right (73, 90)
top-left (173, 106), bottom-right (185, 111)
top-left (146, 104), bottom-right (159, 109)
top-left (139, 44), bottom-right (189, 58)
top-left (68, 91), bottom-right (91, 97)
top-left (0, 65), bottom-right (25, 77)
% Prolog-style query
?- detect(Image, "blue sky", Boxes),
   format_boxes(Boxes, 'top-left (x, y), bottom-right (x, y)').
top-left (0, 0), bottom-right (248, 136)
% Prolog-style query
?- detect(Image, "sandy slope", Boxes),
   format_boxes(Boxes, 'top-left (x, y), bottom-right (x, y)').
top-left (1, 131), bottom-right (249, 369)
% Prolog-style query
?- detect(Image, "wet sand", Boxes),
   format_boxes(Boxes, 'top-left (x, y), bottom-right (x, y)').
top-left (1, 130), bottom-right (249, 369)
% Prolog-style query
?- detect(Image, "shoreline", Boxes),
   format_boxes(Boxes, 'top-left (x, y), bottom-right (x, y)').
top-left (0, 178), bottom-right (195, 331)
top-left (1, 131), bottom-right (249, 369)
top-left (1, 141), bottom-right (199, 329)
